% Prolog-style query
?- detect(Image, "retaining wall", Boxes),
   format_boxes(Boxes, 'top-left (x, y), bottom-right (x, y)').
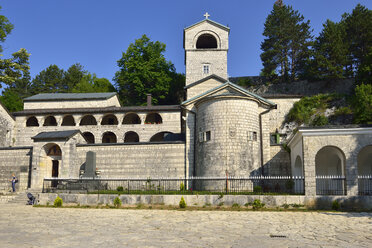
top-left (38, 193), bottom-right (372, 210)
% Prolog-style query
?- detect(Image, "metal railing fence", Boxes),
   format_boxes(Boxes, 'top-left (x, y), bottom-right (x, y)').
top-left (358, 175), bottom-right (372, 195)
top-left (316, 175), bottom-right (346, 195)
top-left (42, 176), bottom-right (305, 195)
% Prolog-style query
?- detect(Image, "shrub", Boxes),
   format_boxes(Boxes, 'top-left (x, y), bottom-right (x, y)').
top-left (282, 204), bottom-right (289, 209)
top-left (117, 186), bottom-right (124, 192)
top-left (113, 197), bottom-right (122, 208)
top-left (252, 199), bottom-right (265, 210)
top-left (218, 202), bottom-right (224, 207)
top-left (53, 196), bottom-right (63, 207)
top-left (332, 200), bottom-right (340, 211)
top-left (312, 114), bottom-right (328, 126)
top-left (180, 182), bottom-right (185, 191)
top-left (253, 186), bottom-right (262, 193)
top-left (179, 196), bottom-right (186, 208)
top-left (353, 83), bottom-right (372, 124)
top-left (285, 180), bottom-right (295, 190)
top-left (232, 203), bottom-right (240, 208)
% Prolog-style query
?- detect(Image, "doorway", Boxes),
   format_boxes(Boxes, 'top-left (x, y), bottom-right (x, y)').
top-left (52, 160), bottom-right (59, 187)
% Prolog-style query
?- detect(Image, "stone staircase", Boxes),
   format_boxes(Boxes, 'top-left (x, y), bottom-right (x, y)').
top-left (0, 189), bottom-right (40, 205)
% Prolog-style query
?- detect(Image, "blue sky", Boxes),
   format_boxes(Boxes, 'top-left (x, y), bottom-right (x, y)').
top-left (1, 0), bottom-right (371, 83)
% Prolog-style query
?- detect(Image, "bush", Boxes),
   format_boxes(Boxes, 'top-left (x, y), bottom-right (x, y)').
top-left (114, 197), bottom-right (122, 208)
top-left (232, 203), bottom-right (240, 208)
top-left (285, 180), bottom-right (295, 190)
top-left (332, 200), bottom-right (340, 211)
top-left (252, 199), bottom-right (265, 210)
top-left (180, 182), bottom-right (185, 191)
top-left (53, 196), bottom-right (63, 207)
top-left (312, 114), bottom-right (329, 126)
top-left (353, 83), bottom-right (372, 124)
top-left (179, 196), bottom-right (186, 208)
top-left (117, 186), bottom-right (124, 192)
top-left (253, 186), bottom-right (262, 193)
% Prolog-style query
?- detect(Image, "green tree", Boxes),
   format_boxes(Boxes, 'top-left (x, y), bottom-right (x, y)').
top-left (0, 88), bottom-right (23, 112)
top-left (342, 4), bottom-right (372, 74)
top-left (260, 0), bottom-right (312, 82)
top-left (114, 34), bottom-right (176, 106)
top-left (311, 20), bottom-right (348, 80)
top-left (63, 63), bottom-right (87, 91)
top-left (0, 6), bottom-right (13, 54)
top-left (352, 83), bottom-right (372, 124)
top-left (356, 47), bottom-right (372, 85)
top-left (30, 65), bottom-right (65, 94)
top-left (72, 73), bottom-right (115, 93)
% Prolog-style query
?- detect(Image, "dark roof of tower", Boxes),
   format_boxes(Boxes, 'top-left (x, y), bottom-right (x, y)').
top-left (24, 92), bottom-right (117, 102)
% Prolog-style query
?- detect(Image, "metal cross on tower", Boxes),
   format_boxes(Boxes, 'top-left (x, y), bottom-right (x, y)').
top-left (204, 12), bottom-right (210, 19)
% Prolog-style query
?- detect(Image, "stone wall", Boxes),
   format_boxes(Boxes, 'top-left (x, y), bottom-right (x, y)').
top-left (187, 77), bottom-right (224, 99)
top-left (76, 142), bottom-right (185, 179)
top-left (0, 103), bottom-right (14, 147)
top-left (0, 147), bottom-right (32, 193)
top-left (24, 95), bottom-right (121, 110)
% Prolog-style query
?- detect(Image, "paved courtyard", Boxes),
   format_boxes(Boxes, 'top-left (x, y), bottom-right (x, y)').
top-left (0, 203), bottom-right (371, 248)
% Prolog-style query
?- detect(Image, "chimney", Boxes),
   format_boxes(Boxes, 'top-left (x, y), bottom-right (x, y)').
top-left (147, 94), bottom-right (152, 107)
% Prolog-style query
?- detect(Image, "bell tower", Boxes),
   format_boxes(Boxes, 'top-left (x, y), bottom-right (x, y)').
top-left (184, 13), bottom-right (230, 90)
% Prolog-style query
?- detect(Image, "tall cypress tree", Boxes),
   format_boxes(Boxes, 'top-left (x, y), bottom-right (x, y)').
top-left (260, 0), bottom-right (312, 82)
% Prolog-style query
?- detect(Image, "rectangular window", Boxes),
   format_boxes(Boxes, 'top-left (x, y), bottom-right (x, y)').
top-left (205, 131), bottom-right (211, 141)
top-left (248, 131), bottom-right (257, 141)
top-left (203, 65), bottom-right (209, 74)
top-left (270, 133), bottom-right (286, 145)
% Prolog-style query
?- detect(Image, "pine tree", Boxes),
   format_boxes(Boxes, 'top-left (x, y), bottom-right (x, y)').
top-left (311, 20), bottom-right (348, 80)
top-left (260, 1), bottom-right (312, 82)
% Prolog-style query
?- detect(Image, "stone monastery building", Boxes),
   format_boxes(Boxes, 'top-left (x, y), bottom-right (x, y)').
top-left (0, 15), bottom-right (372, 197)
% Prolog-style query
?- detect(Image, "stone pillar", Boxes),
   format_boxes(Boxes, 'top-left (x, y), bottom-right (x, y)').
top-left (303, 138), bottom-right (316, 196)
top-left (346, 153), bottom-right (359, 196)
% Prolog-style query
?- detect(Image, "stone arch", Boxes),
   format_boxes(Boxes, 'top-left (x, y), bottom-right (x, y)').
top-left (315, 146), bottom-right (345, 176)
top-left (145, 113), bottom-right (162, 124)
top-left (61, 115), bottom-right (75, 126)
top-left (196, 33), bottom-right (218, 49)
top-left (150, 132), bottom-right (173, 142)
top-left (101, 114), bottom-right (118, 125)
top-left (80, 115), bottom-right (97, 125)
top-left (102, 131), bottom-right (117, 143)
top-left (82, 132), bottom-right (95, 144)
top-left (124, 131), bottom-right (139, 143)
top-left (26, 116), bottom-right (39, 127)
top-left (315, 146), bottom-right (346, 195)
top-left (358, 145), bottom-right (372, 175)
top-left (122, 113), bottom-right (141, 124)
top-left (39, 143), bottom-right (62, 188)
top-left (294, 156), bottom-right (303, 177)
top-left (43, 116), bottom-right (57, 126)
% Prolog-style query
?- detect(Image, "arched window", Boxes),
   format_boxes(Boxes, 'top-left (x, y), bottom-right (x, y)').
top-left (124, 131), bottom-right (139, 143)
top-left (122, 113), bottom-right (141, 125)
top-left (101, 114), bottom-right (118, 125)
top-left (47, 144), bottom-right (62, 156)
top-left (102, 132), bottom-right (117, 143)
top-left (294, 156), bottom-right (303, 177)
top-left (61, 115), bottom-right (75, 126)
top-left (196, 34), bottom-right (217, 49)
top-left (357, 145), bottom-right (372, 195)
top-left (26, 116), bottom-right (39, 127)
top-left (145, 113), bottom-right (162, 124)
top-left (150, 132), bottom-right (173, 142)
top-left (315, 146), bottom-right (346, 195)
top-left (43, 116), bottom-right (57, 126)
top-left (82, 132), bottom-right (95, 144)
top-left (80, 115), bottom-right (97, 125)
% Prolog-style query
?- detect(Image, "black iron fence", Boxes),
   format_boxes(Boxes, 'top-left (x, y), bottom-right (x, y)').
top-left (42, 176), bottom-right (305, 195)
top-left (316, 175), bottom-right (346, 195)
top-left (358, 175), bottom-right (372, 195)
